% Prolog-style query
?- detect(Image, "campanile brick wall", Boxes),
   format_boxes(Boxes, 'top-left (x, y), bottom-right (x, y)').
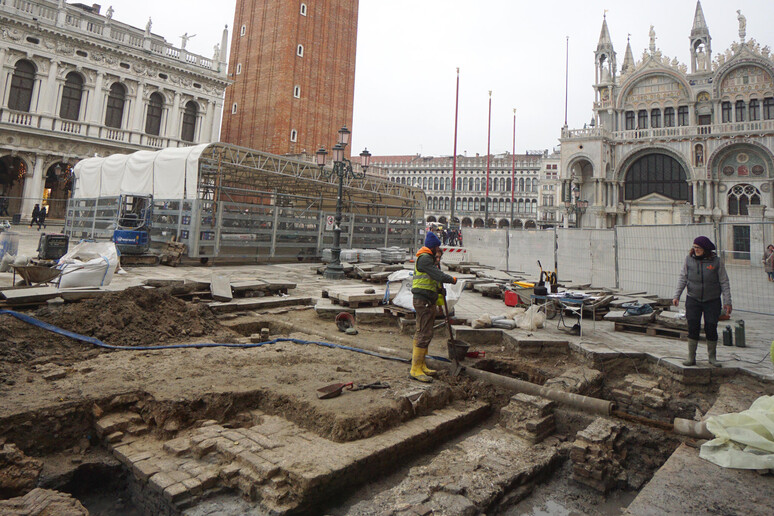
top-left (222, 0), bottom-right (359, 156)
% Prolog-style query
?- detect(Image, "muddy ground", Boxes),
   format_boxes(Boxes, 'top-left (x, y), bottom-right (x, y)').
top-left (1, 288), bottom-right (771, 514)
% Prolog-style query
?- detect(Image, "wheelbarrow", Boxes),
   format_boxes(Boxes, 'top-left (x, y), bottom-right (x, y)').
top-left (11, 265), bottom-right (63, 287)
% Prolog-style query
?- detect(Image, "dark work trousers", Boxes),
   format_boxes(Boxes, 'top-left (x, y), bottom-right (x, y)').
top-left (685, 296), bottom-right (722, 342)
top-left (413, 297), bottom-right (436, 349)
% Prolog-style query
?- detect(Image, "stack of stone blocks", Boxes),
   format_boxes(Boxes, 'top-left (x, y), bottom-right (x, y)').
top-left (499, 393), bottom-right (556, 444)
top-left (609, 374), bottom-right (670, 414)
top-left (570, 418), bottom-right (627, 493)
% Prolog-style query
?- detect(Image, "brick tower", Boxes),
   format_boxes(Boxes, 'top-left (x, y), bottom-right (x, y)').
top-left (221, 0), bottom-right (359, 156)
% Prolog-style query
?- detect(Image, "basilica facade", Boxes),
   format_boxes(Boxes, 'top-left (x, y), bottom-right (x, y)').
top-left (560, 1), bottom-right (774, 233)
top-left (0, 0), bottom-right (229, 220)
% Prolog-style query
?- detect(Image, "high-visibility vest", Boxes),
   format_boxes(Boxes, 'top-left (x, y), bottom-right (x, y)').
top-left (412, 251), bottom-right (439, 294)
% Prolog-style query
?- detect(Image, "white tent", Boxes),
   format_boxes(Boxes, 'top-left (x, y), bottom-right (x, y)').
top-left (72, 144), bottom-right (209, 200)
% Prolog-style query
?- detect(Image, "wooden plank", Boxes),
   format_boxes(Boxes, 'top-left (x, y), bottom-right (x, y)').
top-left (210, 273), bottom-right (233, 302)
top-left (208, 296), bottom-right (312, 314)
top-left (338, 290), bottom-right (395, 303)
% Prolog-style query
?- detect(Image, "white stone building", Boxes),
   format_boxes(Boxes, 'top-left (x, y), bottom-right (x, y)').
top-left (0, 0), bottom-right (230, 220)
top-left (371, 152), bottom-right (544, 229)
top-left (560, 1), bottom-right (774, 234)
top-left (538, 150), bottom-right (561, 228)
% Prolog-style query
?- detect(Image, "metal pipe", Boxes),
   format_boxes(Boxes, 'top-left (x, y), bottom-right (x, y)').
top-left (427, 360), bottom-right (615, 416)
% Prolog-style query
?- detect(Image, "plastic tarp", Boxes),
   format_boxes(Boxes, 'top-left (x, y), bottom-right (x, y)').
top-left (386, 269), bottom-right (466, 311)
top-left (699, 395), bottom-right (774, 469)
top-left (73, 144), bottom-right (209, 200)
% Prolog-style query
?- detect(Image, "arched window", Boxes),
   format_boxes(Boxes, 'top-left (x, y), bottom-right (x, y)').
top-left (650, 108), bottom-right (661, 128)
top-left (531, 199), bottom-right (537, 212)
top-left (664, 107), bottom-right (675, 127)
top-left (519, 177), bottom-right (524, 191)
top-left (506, 178), bottom-right (511, 191)
top-left (427, 198), bottom-right (432, 209)
top-left (433, 198), bottom-right (438, 210)
top-left (433, 177), bottom-right (439, 190)
top-left (475, 178), bottom-right (480, 191)
top-left (474, 199), bottom-right (479, 210)
top-left (498, 199), bottom-right (504, 212)
top-left (59, 72), bottom-right (83, 121)
top-left (637, 110), bottom-right (648, 129)
top-left (300, 3), bottom-right (307, 15)
top-left (462, 199), bottom-right (468, 210)
top-left (293, 85), bottom-right (301, 98)
top-left (727, 184), bottom-right (761, 216)
top-left (531, 178), bottom-right (538, 192)
top-left (518, 199), bottom-right (525, 213)
top-left (625, 111), bottom-right (635, 130)
top-left (9, 60), bottom-right (36, 112)
top-left (749, 99), bottom-right (760, 121)
top-left (289, 129), bottom-right (297, 142)
top-left (456, 198), bottom-right (461, 210)
top-left (721, 102), bottom-right (732, 123)
top-left (296, 44), bottom-right (304, 57)
top-left (764, 98), bottom-right (774, 120)
top-left (105, 82), bottom-right (126, 129)
top-left (624, 153), bottom-right (689, 201)
top-left (735, 100), bottom-right (746, 122)
top-left (456, 177), bottom-right (461, 190)
top-left (445, 198), bottom-right (450, 210)
top-left (145, 92), bottom-right (164, 135)
top-left (446, 177), bottom-right (451, 190)
top-left (181, 101), bottom-right (198, 142)
top-left (422, 177), bottom-right (427, 189)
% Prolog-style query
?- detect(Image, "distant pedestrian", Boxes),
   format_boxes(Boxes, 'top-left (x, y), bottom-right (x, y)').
top-left (38, 205), bottom-right (47, 230)
top-left (29, 203), bottom-right (40, 228)
top-left (0, 196), bottom-right (9, 216)
top-left (763, 244), bottom-right (774, 282)
top-left (673, 236), bottom-right (732, 368)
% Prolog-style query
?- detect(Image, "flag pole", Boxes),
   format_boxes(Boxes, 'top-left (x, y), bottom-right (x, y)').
top-left (485, 90), bottom-right (492, 228)
top-left (450, 67), bottom-right (460, 233)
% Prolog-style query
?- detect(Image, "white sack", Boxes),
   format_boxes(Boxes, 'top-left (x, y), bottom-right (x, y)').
top-left (517, 305), bottom-right (546, 331)
top-left (386, 269), bottom-right (466, 312)
top-left (57, 242), bottom-right (119, 288)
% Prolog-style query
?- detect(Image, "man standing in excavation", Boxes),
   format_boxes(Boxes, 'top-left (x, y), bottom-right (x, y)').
top-left (410, 231), bottom-right (457, 383)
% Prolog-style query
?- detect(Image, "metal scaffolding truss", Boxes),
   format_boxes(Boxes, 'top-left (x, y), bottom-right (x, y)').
top-left (198, 143), bottom-right (426, 216)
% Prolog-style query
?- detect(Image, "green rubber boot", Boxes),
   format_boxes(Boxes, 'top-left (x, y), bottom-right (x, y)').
top-left (707, 340), bottom-right (721, 368)
top-left (683, 339), bottom-right (697, 366)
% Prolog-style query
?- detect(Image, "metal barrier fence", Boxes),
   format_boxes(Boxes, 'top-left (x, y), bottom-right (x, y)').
top-left (462, 222), bottom-right (774, 316)
top-left (64, 196), bottom-right (423, 261)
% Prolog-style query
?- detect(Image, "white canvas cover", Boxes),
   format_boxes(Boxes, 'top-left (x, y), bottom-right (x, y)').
top-left (72, 144), bottom-right (209, 200)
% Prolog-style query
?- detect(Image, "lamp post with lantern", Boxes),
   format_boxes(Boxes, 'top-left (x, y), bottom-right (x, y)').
top-left (564, 184), bottom-right (588, 228)
top-left (316, 126), bottom-right (372, 280)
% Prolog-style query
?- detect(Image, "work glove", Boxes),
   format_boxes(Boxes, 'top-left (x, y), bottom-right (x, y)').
top-left (451, 277), bottom-right (457, 284)
top-left (439, 287), bottom-right (447, 296)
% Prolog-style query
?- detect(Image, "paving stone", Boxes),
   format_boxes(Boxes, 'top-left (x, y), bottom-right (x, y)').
top-left (163, 481), bottom-right (189, 503)
top-left (149, 472), bottom-right (177, 493)
top-left (163, 437), bottom-right (192, 456)
top-left (132, 459), bottom-right (161, 483)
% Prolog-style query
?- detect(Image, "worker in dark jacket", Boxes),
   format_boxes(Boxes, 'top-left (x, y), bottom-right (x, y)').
top-left (673, 236), bottom-right (732, 367)
top-left (410, 231), bottom-right (457, 383)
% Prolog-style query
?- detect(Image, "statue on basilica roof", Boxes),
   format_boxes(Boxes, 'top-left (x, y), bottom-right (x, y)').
top-left (649, 25), bottom-right (657, 53)
top-left (737, 10), bottom-right (746, 41)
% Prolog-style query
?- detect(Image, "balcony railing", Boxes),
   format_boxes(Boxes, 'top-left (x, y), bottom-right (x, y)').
top-left (0, 108), bottom-right (196, 150)
top-left (562, 120), bottom-right (774, 141)
top-left (0, 0), bottom-right (219, 73)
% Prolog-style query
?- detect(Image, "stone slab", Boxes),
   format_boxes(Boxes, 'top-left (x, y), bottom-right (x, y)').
top-left (210, 273), bottom-right (233, 302)
top-left (0, 286), bottom-right (60, 304)
top-left (208, 296), bottom-right (312, 314)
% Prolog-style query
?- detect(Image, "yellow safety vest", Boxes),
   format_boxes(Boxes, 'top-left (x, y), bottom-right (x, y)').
top-left (413, 247), bottom-right (440, 297)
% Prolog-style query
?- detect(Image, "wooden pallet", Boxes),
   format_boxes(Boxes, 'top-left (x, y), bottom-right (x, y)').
top-left (383, 305), bottom-right (415, 319)
top-left (332, 298), bottom-right (383, 308)
top-left (614, 322), bottom-right (687, 340)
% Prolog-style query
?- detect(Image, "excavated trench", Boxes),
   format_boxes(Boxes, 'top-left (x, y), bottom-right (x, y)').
top-left (0, 301), bottom-right (769, 515)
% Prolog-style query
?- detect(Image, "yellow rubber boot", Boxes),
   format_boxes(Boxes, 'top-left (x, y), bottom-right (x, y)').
top-left (419, 347), bottom-right (437, 377)
top-left (410, 346), bottom-right (433, 383)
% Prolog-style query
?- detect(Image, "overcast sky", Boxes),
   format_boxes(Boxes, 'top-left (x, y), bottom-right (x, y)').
top-left (91, 0), bottom-right (774, 156)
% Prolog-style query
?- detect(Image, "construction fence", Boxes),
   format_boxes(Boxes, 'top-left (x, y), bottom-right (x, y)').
top-left (462, 222), bottom-right (774, 316)
top-left (63, 196), bottom-right (422, 262)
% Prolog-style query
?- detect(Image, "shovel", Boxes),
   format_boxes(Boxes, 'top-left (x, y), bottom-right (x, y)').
top-left (441, 289), bottom-right (469, 377)
top-left (316, 382), bottom-right (353, 399)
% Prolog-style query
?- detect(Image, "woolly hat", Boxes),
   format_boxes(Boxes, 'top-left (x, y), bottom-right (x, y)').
top-left (424, 231), bottom-right (441, 249)
top-left (693, 236), bottom-right (716, 252)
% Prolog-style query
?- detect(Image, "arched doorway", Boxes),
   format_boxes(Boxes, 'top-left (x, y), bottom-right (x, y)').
top-left (43, 162), bottom-right (73, 219)
top-left (461, 217), bottom-right (472, 228)
top-left (498, 219), bottom-right (509, 228)
top-left (0, 156), bottom-right (27, 217)
top-left (524, 220), bottom-right (537, 229)
top-left (513, 219), bottom-right (523, 229)
top-left (426, 216), bottom-right (437, 223)
top-left (623, 152), bottom-right (690, 224)
top-left (486, 218), bottom-right (497, 228)
top-left (438, 216), bottom-right (447, 225)
top-left (473, 218), bottom-right (484, 228)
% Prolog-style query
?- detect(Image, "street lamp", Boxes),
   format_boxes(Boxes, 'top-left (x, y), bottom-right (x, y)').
top-left (564, 184), bottom-right (588, 227)
top-left (316, 125), bottom-right (371, 279)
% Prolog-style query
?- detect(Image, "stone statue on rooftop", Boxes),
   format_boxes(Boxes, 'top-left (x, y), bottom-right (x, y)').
top-left (180, 33), bottom-right (196, 50)
top-left (737, 10), bottom-right (746, 41)
top-left (105, 6), bottom-right (113, 20)
top-left (145, 18), bottom-right (152, 36)
top-left (213, 43), bottom-right (220, 62)
top-left (649, 25), bottom-right (656, 53)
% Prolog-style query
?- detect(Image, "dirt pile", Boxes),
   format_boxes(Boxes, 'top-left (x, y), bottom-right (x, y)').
top-left (36, 287), bottom-right (236, 347)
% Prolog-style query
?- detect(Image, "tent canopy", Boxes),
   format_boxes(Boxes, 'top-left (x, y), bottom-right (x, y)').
top-left (73, 144), bottom-right (208, 200)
